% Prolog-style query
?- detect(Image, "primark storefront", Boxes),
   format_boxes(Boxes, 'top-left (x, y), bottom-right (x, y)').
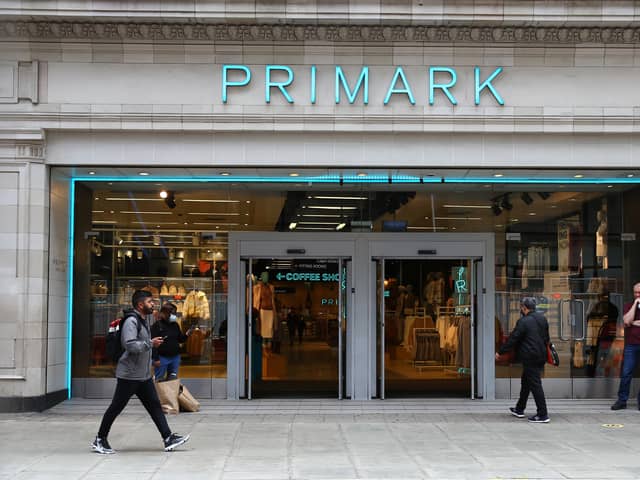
top-left (2, 1), bottom-right (640, 410)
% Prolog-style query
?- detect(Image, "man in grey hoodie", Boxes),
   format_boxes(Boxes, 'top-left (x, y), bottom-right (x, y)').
top-left (91, 290), bottom-right (190, 454)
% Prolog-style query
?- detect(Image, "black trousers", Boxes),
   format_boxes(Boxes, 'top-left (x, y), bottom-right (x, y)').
top-left (516, 363), bottom-right (548, 417)
top-left (98, 377), bottom-right (171, 439)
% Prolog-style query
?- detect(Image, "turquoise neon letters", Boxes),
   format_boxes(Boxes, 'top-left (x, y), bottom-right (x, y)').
top-left (475, 67), bottom-right (504, 105)
top-left (383, 66), bottom-right (416, 105)
top-left (429, 66), bottom-right (457, 105)
top-left (265, 65), bottom-right (294, 103)
top-left (221, 65), bottom-right (505, 106)
top-left (222, 65), bottom-right (251, 104)
top-left (335, 66), bottom-right (369, 104)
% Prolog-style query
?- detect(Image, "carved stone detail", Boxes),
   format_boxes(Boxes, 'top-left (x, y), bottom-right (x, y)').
top-left (1, 21), bottom-right (640, 44)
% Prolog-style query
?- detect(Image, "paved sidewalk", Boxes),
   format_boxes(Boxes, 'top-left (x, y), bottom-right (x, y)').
top-left (1, 399), bottom-right (640, 479)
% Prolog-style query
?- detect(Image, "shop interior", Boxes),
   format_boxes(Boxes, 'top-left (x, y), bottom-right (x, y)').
top-left (68, 168), bottom-right (640, 395)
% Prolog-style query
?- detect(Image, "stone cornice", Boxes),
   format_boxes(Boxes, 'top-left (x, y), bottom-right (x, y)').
top-left (0, 21), bottom-right (639, 44)
top-left (0, 112), bottom-right (637, 134)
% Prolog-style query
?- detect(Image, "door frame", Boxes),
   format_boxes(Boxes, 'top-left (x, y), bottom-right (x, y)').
top-left (228, 232), bottom-right (496, 400)
top-left (369, 235), bottom-right (493, 400)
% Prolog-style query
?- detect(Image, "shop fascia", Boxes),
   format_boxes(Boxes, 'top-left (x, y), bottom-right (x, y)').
top-left (222, 65), bottom-right (504, 105)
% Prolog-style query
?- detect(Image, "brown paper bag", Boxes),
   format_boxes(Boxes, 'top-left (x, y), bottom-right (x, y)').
top-left (155, 378), bottom-right (180, 414)
top-left (178, 383), bottom-right (200, 412)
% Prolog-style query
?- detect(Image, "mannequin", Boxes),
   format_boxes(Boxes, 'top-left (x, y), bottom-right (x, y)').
top-left (255, 271), bottom-right (276, 341)
top-left (596, 200), bottom-right (608, 269)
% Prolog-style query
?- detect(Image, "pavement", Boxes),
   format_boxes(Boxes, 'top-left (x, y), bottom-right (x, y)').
top-left (1, 398), bottom-right (640, 479)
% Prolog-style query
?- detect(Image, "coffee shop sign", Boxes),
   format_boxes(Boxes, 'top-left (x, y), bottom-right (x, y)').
top-left (222, 65), bottom-right (504, 106)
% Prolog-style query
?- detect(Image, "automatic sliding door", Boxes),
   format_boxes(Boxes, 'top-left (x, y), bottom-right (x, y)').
top-left (245, 257), bottom-right (344, 398)
top-left (378, 258), bottom-right (473, 398)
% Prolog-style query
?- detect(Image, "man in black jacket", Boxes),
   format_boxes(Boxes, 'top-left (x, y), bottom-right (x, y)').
top-left (496, 297), bottom-right (550, 423)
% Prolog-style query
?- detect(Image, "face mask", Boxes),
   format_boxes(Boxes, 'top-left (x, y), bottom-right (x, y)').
top-left (169, 314), bottom-right (177, 323)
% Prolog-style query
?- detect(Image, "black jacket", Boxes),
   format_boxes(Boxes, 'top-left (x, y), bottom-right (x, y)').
top-left (151, 319), bottom-right (187, 360)
top-left (499, 310), bottom-right (549, 365)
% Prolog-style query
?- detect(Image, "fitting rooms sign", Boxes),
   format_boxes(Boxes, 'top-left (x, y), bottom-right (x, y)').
top-left (221, 65), bottom-right (505, 106)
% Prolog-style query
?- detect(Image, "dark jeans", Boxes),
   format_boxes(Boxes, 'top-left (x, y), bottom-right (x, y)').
top-left (516, 363), bottom-right (548, 417)
top-left (617, 344), bottom-right (640, 403)
top-left (98, 377), bottom-right (171, 439)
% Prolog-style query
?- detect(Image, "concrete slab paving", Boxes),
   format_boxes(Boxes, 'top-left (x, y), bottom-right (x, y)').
top-left (3, 399), bottom-right (640, 479)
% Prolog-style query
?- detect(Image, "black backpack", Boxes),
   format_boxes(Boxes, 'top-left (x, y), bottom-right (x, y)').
top-left (106, 313), bottom-right (142, 363)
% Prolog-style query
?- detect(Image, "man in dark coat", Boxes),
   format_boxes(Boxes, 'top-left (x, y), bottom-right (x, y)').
top-left (496, 297), bottom-right (550, 423)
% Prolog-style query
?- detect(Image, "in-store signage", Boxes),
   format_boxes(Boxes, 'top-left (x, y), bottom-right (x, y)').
top-left (222, 65), bottom-right (504, 106)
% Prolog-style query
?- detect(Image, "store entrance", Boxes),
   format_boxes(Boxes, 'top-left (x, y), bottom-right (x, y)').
top-left (243, 257), bottom-right (350, 398)
top-left (375, 258), bottom-right (480, 398)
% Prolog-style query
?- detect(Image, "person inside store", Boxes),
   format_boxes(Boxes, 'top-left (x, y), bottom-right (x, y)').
top-left (611, 282), bottom-right (640, 410)
top-left (496, 297), bottom-right (550, 423)
top-left (92, 290), bottom-right (190, 454)
top-left (287, 306), bottom-right (305, 345)
top-left (151, 302), bottom-right (191, 381)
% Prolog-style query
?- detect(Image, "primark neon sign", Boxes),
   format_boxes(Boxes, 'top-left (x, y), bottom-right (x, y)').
top-left (221, 65), bottom-right (504, 106)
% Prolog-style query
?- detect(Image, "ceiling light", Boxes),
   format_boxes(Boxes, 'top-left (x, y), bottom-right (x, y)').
top-left (289, 173), bottom-right (299, 177)
top-left (289, 222), bottom-right (297, 230)
top-left (520, 192), bottom-right (534, 205)
top-left (92, 220), bottom-right (117, 224)
top-left (120, 211), bottom-right (172, 215)
top-left (186, 212), bottom-right (240, 216)
top-left (91, 210), bottom-right (105, 213)
top-left (306, 206), bottom-right (357, 210)
top-left (607, 185), bottom-right (613, 188)
top-left (443, 204), bottom-right (491, 209)
top-left (299, 221), bottom-right (340, 225)
top-left (357, 172), bottom-right (367, 177)
top-left (311, 195), bottom-right (368, 200)
top-left (109, 210), bottom-right (115, 214)
top-left (528, 212), bottom-right (537, 216)
top-left (182, 199), bottom-right (240, 203)
top-left (138, 172), bottom-right (150, 176)
top-left (493, 173), bottom-right (504, 178)
top-left (336, 222), bottom-right (347, 231)
top-left (105, 197), bottom-right (162, 201)
top-left (94, 197), bottom-right (99, 201)
top-left (573, 174), bottom-right (584, 178)
top-left (159, 190), bottom-right (168, 199)
top-left (424, 216), bottom-right (481, 221)
top-left (220, 172), bottom-right (230, 176)
top-left (88, 171), bottom-right (96, 175)
top-left (627, 174), bottom-right (634, 178)
top-left (192, 222), bottom-right (239, 226)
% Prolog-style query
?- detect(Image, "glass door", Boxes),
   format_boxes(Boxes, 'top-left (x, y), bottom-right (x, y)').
top-left (243, 257), bottom-right (347, 398)
top-left (376, 258), bottom-right (474, 398)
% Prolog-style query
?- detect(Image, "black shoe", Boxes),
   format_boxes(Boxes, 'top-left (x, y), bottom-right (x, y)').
top-left (164, 433), bottom-right (190, 452)
top-left (509, 407), bottom-right (525, 418)
top-left (611, 401), bottom-right (627, 410)
top-left (528, 415), bottom-right (550, 423)
top-left (91, 436), bottom-right (115, 454)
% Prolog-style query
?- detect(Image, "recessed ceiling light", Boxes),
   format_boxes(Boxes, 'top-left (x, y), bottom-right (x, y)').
top-left (94, 197), bottom-right (99, 200)
top-left (574, 174), bottom-right (584, 178)
top-left (289, 173), bottom-right (299, 177)
top-left (511, 218), bottom-right (519, 222)
top-left (138, 172), bottom-right (150, 176)
top-left (550, 205), bottom-right (557, 208)
top-left (220, 172), bottom-right (230, 176)
top-left (357, 172), bottom-right (367, 177)
top-left (107, 182), bottom-right (113, 185)
top-left (159, 190), bottom-right (168, 199)
top-left (246, 200), bottom-right (251, 204)
top-left (88, 171), bottom-right (96, 175)
top-left (627, 174), bottom-right (634, 178)
top-left (493, 173), bottom-right (504, 178)
top-left (607, 185), bottom-right (613, 188)
top-left (110, 210), bottom-right (115, 214)
top-left (183, 222), bottom-right (188, 225)
top-left (244, 223), bottom-right (248, 226)
top-left (529, 212), bottom-right (537, 216)
top-left (156, 225), bottom-right (160, 228)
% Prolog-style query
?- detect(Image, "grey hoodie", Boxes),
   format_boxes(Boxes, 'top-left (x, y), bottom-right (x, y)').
top-left (115, 310), bottom-right (153, 380)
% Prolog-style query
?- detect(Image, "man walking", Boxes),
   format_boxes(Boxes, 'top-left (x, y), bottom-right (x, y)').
top-left (611, 283), bottom-right (640, 410)
top-left (496, 297), bottom-right (550, 423)
top-left (91, 290), bottom-right (190, 454)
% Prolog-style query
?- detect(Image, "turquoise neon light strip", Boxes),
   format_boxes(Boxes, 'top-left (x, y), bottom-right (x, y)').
top-left (71, 174), bottom-right (438, 184)
top-left (65, 171), bottom-right (638, 395)
top-left (444, 177), bottom-right (640, 184)
top-left (67, 179), bottom-right (75, 398)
